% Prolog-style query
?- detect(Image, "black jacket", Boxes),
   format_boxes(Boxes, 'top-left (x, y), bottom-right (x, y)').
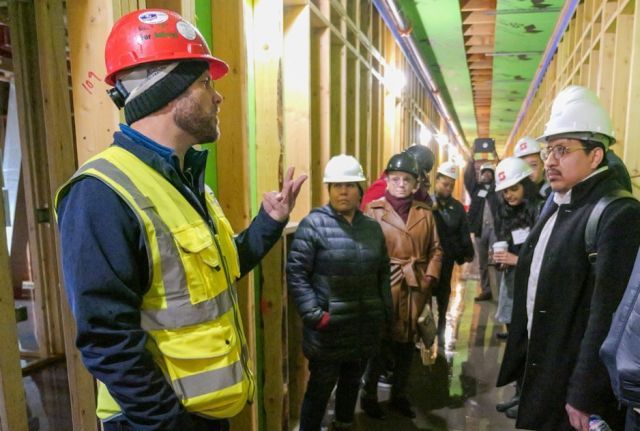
top-left (497, 169), bottom-right (640, 430)
top-left (464, 161), bottom-right (500, 236)
top-left (432, 195), bottom-right (474, 264)
top-left (286, 205), bottom-right (391, 361)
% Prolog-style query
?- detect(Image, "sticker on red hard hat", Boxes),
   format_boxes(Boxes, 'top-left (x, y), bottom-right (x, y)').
top-left (138, 11), bottom-right (168, 24)
top-left (176, 21), bottom-right (197, 40)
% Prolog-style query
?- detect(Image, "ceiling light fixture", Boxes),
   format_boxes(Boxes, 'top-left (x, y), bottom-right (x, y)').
top-left (373, 0), bottom-right (468, 152)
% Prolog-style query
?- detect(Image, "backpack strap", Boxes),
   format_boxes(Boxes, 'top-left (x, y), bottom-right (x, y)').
top-left (585, 189), bottom-right (636, 265)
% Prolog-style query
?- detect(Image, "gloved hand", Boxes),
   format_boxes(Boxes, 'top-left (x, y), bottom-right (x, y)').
top-left (315, 311), bottom-right (330, 330)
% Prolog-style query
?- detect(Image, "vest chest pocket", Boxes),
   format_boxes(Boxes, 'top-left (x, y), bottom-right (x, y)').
top-left (172, 222), bottom-right (229, 304)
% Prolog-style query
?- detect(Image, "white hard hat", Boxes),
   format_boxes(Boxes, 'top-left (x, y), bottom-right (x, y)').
top-left (495, 157), bottom-right (533, 192)
top-left (513, 136), bottom-right (541, 158)
top-left (437, 161), bottom-right (458, 180)
top-left (323, 155), bottom-right (366, 183)
top-left (480, 163), bottom-right (495, 173)
top-left (537, 85), bottom-right (615, 148)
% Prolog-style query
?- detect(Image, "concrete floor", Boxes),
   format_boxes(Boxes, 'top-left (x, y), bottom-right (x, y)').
top-left (310, 266), bottom-right (518, 431)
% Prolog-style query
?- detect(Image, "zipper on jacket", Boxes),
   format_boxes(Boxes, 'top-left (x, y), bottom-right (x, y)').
top-left (207, 222), bottom-right (255, 401)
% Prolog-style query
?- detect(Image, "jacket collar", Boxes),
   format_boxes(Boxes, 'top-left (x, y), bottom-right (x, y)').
top-left (114, 126), bottom-right (208, 195)
top-left (372, 198), bottom-right (430, 231)
top-left (562, 168), bottom-right (611, 207)
top-left (316, 204), bottom-right (363, 224)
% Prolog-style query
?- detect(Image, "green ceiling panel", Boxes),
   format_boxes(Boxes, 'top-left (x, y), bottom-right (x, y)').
top-left (399, 0), bottom-right (477, 141)
top-left (490, 0), bottom-right (563, 144)
top-left (394, 0), bottom-right (563, 147)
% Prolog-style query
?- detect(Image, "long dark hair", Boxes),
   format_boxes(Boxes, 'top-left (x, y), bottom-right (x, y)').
top-left (497, 177), bottom-right (542, 241)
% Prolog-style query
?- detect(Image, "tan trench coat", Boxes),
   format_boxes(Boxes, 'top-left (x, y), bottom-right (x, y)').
top-left (366, 198), bottom-right (443, 343)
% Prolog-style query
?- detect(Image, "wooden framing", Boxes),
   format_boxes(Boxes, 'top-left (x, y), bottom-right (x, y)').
top-left (0, 148), bottom-right (27, 431)
top-left (33, 1), bottom-right (98, 430)
top-left (510, 0), bottom-right (640, 193)
top-left (253, 2), bottom-right (286, 430)
top-left (284, 4), bottom-right (312, 221)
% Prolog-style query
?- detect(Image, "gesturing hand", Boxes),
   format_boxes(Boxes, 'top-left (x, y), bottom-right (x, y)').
top-left (262, 166), bottom-right (308, 222)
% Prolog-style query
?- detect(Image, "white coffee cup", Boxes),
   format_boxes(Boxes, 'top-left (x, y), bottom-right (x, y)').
top-left (492, 241), bottom-right (509, 253)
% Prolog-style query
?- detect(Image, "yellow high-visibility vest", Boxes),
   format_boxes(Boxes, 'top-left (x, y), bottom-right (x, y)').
top-left (55, 146), bottom-right (254, 420)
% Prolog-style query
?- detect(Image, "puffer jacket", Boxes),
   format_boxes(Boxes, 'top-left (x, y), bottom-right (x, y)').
top-left (286, 205), bottom-right (391, 361)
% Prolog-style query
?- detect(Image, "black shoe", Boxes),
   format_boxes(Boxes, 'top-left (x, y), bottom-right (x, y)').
top-left (505, 404), bottom-right (518, 419)
top-left (360, 397), bottom-right (386, 420)
top-left (496, 332), bottom-right (509, 341)
top-left (390, 397), bottom-right (416, 419)
top-left (496, 394), bottom-right (519, 412)
top-left (474, 292), bottom-right (492, 302)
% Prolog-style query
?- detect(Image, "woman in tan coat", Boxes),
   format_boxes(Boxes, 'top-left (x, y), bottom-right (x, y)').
top-left (361, 152), bottom-right (442, 419)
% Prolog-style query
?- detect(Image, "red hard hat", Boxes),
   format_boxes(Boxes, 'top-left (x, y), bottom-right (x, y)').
top-left (104, 9), bottom-right (228, 85)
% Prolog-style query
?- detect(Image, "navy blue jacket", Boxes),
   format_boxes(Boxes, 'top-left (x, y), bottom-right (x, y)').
top-left (56, 126), bottom-right (286, 431)
top-left (287, 205), bottom-right (391, 361)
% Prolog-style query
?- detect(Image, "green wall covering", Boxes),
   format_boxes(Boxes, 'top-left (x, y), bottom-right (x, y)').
top-left (490, 0), bottom-right (563, 144)
top-left (398, 0), bottom-right (563, 147)
top-left (398, 0), bottom-right (473, 139)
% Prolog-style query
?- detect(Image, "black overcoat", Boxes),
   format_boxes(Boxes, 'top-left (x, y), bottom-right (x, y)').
top-left (464, 161), bottom-right (500, 236)
top-left (497, 170), bottom-right (640, 430)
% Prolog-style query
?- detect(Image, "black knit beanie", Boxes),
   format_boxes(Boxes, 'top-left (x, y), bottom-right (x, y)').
top-left (124, 60), bottom-right (209, 125)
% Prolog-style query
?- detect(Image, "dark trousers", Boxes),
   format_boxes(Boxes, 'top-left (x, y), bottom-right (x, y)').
top-left (435, 257), bottom-right (455, 342)
top-left (474, 235), bottom-right (492, 295)
top-left (363, 341), bottom-right (414, 400)
top-left (627, 407), bottom-right (640, 431)
top-left (102, 416), bottom-right (229, 431)
top-left (299, 358), bottom-right (364, 431)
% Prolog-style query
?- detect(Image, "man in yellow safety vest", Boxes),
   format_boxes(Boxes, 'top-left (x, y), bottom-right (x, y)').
top-left (55, 9), bottom-right (305, 431)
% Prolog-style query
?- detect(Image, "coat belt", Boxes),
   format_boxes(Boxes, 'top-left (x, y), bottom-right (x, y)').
top-left (389, 257), bottom-right (427, 288)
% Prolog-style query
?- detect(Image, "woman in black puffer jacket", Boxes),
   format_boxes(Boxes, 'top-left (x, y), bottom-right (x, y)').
top-left (287, 155), bottom-right (391, 431)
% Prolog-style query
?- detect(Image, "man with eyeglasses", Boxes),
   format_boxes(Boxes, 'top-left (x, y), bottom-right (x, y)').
top-left (497, 85), bottom-right (640, 431)
top-left (55, 10), bottom-right (306, 431)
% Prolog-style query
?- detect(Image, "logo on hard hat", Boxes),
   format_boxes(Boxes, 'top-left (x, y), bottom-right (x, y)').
top-left (498, 171), bottom-right (506, 181)
top-left (138, 11), bottom-right (169, 24)
top-left (176, 21), bottom-right (197, 40)
top-left (448, 167), bottom-right (455, 174)
top-left (520, 142), bottom-right (528, 150)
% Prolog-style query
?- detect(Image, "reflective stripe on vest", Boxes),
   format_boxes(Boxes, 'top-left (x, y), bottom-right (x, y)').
top-left (55, 146), bottom-right (252, 420)
top-left (75, 158), bottom-right (236, 330)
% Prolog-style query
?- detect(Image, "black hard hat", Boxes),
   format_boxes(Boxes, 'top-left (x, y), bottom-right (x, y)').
top-left (404, 145), bottom-right (435, 173)
top-left (385, 153), bottom-right (420, 178)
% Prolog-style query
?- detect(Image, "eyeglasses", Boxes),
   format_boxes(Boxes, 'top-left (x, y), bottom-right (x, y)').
top-left (540, 144), bottom-right (586, 161)
top-left (199, 77), bottom-right (214, 90)
top-left (388, 176), bottom-right (416, 185)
